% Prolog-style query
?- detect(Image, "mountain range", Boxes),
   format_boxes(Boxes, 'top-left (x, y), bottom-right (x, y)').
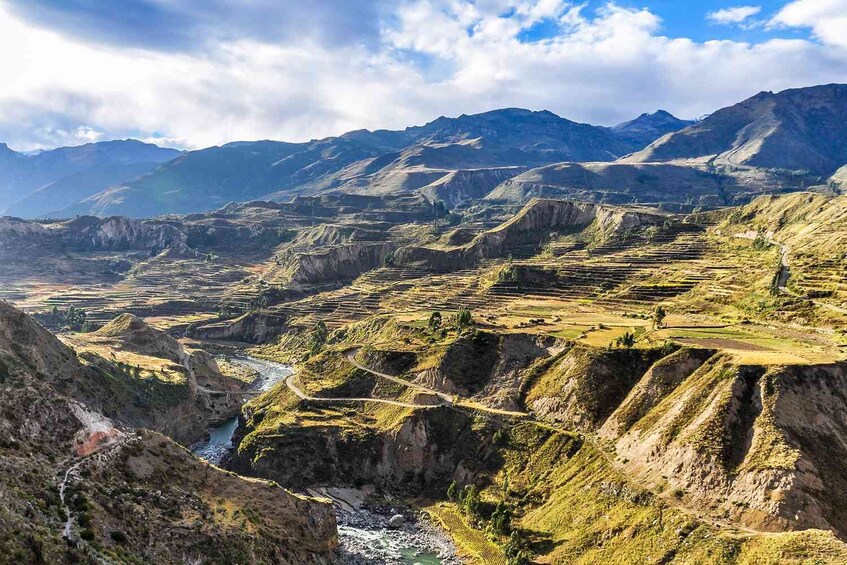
top-left (3, 83), bottom-right (846, 219)
top-left (0, 140), bottom-right (181, 218)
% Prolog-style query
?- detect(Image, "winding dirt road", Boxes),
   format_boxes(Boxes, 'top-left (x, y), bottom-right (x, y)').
top-left (284, 373), bottom-right (434, 409)
top-left (345, 348), bottom-right (454, 404)
top-left (345, 348), bottom-right (529, 417)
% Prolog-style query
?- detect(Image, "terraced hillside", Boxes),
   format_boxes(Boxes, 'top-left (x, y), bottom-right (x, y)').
top-left (2, 190), bottom-right (847, 563)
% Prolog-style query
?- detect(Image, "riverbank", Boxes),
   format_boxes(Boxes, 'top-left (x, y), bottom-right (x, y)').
top-left (190, 355), bottom-right (292, 464)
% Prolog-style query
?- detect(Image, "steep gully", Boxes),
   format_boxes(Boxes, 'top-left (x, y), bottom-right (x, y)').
top-left (343, 350), bottom-right (779, 537)
top-left (201, 349), bottom-right (776, 542)
top-left (734, 231), bottom-right (847, 315)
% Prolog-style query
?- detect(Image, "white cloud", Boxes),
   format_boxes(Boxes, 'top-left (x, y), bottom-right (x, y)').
top-left (0, 1), bottom-right (845, 151)
top-left (771, 0), bottom-right (847, 48)
top-left (707, 6), bottom-right (762, 25)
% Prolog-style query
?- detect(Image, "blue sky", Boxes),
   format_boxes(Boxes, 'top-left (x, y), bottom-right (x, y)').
top-left (619, 1), bottom-right (794, 40)
top-left (518, 1), bottom-right (802, 43)
top-left (0, 0), bottom-right (845, 150)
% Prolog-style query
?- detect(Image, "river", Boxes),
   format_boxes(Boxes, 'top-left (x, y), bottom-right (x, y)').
top-left (191, 355), bottom-right (459, 564)
top-left (191, 356), bottom-right (291, 464)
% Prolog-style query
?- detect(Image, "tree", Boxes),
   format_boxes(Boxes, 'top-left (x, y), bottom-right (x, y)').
top-left (653, 305), bottom-right (667, 329)
top-left (428, 311), bottom-right (442, 331)
top-left (433, 200), bottom-right (448, 217)
top-left (459, 485), bottom-right (481, 519)
top-left (455, 309), bottom-right (473, 329)
top-left (616, 331), bottom-right (636, 348)
top-left (504, 531), bottom-right (532, 565)
top-left (489, 501), bottom-right (512, 535)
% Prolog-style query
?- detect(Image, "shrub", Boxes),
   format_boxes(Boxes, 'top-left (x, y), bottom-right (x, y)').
top-left (428, 311), bottom-right (442, 331)
top-left (447, 480), bottom-right (458, 501)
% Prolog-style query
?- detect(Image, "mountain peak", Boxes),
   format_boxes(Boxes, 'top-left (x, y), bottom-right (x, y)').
top-left (613, 110), bottom-right (691, 132)
top-left (611, 110), bottom-right (694, 147)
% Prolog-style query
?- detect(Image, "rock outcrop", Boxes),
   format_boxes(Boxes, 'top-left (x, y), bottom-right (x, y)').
top-left (418, 167), bottom-right (526, 208)
top-left (413, 331), bottom-right (563, 410)
top-left (230, 405), bottom-right (487, 494)
top-left (189, 311), bottom-right (290, 343)
top-left (829, 164), bottom-right (847, 190)
top-left (394, 199), bottom-right (663, 271)
top-left (525, 345), bottom-right (670, 431)
top-left (0, 214), bottom-right (193, 259)
top-left (284, 242), bottom-right (395, 287)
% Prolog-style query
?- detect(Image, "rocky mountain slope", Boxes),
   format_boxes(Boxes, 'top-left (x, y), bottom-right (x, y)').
top-left (830, 164), bottom-right (847, 190)
top-left (485, 161), bottom-right (813, 207)
top-left (51, 108), bottom-right (685, 218)
top-left (625, 84), bottom-right (847, 175)
top-left (66, 313), bottom-right (246, 441)
top-left (0, 140), bottom-right (180, 217)
top-left (484, 84), bottom-right (847, 209)
top-left (0, 302), bottom-right (336, 562)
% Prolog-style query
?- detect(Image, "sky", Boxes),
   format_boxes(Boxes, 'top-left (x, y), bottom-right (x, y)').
top-left (0, 0), bottom-right (845, 151)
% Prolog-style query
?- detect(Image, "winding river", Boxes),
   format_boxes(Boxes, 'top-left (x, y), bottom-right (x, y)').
top-left (191, 355), bottom-right (459, 564)
top-left (192, 356), bottom-right (291, 464)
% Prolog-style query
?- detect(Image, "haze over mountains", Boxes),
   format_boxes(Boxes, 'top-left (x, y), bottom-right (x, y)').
top-left (0, 140), bottom-right (181, 218)
top-left (3, 83), bottom-right (846, 219)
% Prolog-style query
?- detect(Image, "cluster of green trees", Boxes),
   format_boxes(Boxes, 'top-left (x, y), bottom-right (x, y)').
top-left (308, 320), bottom-right (329, 354)
top-left (447, 481), bottom-right (532, 564)
top-left (428, 308), bottom-right (473, 333)
top-left (50, 305), bottom-right (90, 332)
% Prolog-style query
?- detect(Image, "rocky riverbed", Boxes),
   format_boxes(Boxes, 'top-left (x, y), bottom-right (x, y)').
top-left (315, 487), bottom-right (461, 565)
